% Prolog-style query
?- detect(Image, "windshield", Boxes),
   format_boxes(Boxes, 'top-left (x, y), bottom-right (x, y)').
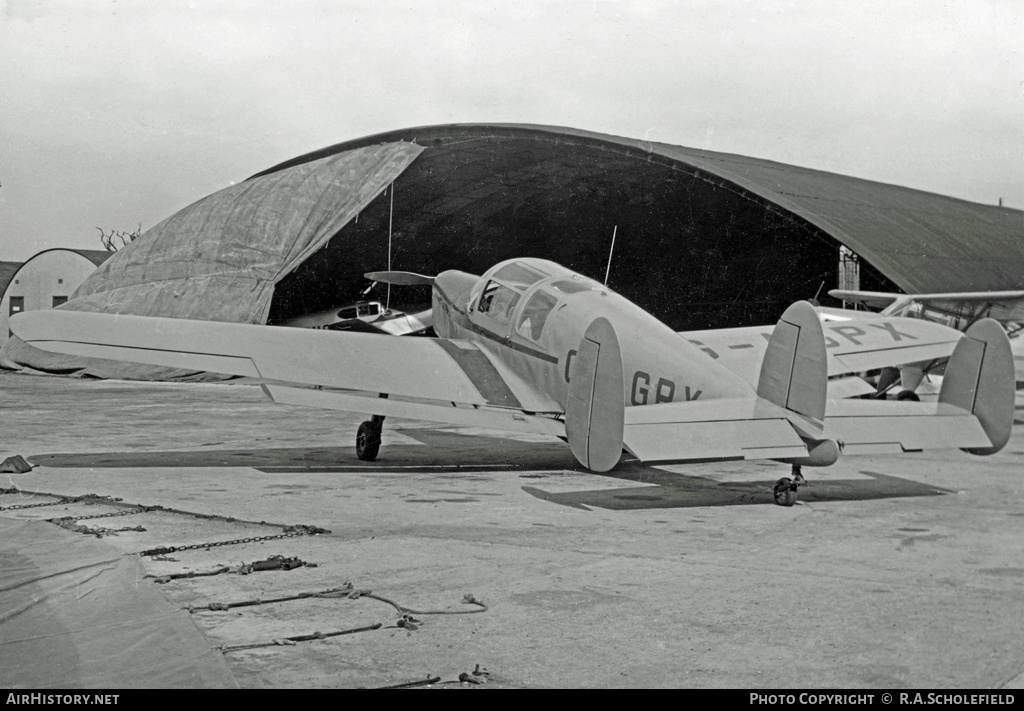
top-left (478, 280), bottom-right (521, 325)
top-left (516, 290), bottom-right (559, 341)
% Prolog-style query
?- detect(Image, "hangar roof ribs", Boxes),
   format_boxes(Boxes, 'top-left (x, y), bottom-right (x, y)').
top-left (260, 123), bottom-right (1024, 294)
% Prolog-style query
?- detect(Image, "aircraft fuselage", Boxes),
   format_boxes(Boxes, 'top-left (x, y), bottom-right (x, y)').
top-left (430, 258), bottom-right (753, 412)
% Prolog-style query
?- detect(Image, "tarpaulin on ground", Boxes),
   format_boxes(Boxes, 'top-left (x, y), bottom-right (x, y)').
top-left (0, 141), bottom-right (423, 379)
top-left (0, 516), bottom-right (236, 688)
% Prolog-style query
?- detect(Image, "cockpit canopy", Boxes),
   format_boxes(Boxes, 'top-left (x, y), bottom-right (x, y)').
top-left (470, 258), bottom-right (606, 342)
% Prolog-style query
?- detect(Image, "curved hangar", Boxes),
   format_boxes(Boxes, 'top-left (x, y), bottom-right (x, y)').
top-left (5, 123), bottom-right (1022, 379)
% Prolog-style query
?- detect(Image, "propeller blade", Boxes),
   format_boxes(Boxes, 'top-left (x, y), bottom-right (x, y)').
top-left (364, 271), bottom-right (436, 286)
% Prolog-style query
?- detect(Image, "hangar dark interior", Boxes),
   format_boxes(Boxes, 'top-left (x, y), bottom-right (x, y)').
top-left (265, 125), bottom-right (899, 332)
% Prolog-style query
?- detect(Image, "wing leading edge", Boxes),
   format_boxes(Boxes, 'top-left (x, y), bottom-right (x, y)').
top-left (11, 310), bottom-right (563, 434)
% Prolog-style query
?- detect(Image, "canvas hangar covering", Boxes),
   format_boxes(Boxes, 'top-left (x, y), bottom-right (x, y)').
top-left (1, 141), bottom-right (423, 379)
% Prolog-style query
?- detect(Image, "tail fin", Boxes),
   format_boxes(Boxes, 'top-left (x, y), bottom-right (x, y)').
top-left (757, 301), bottom-right (827, 424)
top-left (939, 318), bottom-right (1014, 455)
top-left (565, 317), bottom-right (625, 472)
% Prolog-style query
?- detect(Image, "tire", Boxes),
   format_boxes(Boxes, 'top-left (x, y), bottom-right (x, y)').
top-left (895, 390), bottom-right (920, 402)
top-left (356, 421), bottom-right (381, 461)
top-left (773, 477), bottom-right (797, 507)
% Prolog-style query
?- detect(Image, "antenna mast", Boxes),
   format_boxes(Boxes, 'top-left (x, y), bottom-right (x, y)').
top-left (386, 182), bottom-right (394, 310)
top-left (604, 225), bottom-right (617, 287)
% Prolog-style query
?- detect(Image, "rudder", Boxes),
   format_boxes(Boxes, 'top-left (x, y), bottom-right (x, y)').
top-left (939, 318), bottom-right (1014, 455)
top-left (756, 301), bottom-right (827, 424)
top-left (565, 317), bottom-right (625, 472)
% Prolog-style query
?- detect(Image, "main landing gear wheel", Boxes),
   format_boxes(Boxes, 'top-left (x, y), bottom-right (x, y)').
top-left (356, 415), bottom-right (384, 461)
top-left (895, 390), bottom-right (920, 402)
top-left (773, 465), bottom-right (806, 507)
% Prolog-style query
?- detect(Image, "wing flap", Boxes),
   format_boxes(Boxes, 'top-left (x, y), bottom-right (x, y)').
top-left (264, 385), bottom-right (565, 437)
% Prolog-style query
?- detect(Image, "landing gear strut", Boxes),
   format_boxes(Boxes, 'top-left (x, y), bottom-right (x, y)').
top-left (356, 414), bottom-right (385, 461)
top-left (773, 465), bottom-right (806, 507)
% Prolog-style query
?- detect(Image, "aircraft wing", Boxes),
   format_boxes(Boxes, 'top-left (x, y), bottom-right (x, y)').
top-left (681, 315), bottom-right (962, 392)
top-left (11, 310), bottom-right (563, 435)
top-left (826, 290), bottom-right (904, 310)
top-left (830, 289), bottom-right (1024, 323)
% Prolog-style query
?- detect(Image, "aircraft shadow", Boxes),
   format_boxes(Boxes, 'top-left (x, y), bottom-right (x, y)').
top-left (28, 428), bottom-right (578, 474)
top-left (30, 429), bottom-right (953, 509)
top-left (521, 463), bottom-right (954, 510)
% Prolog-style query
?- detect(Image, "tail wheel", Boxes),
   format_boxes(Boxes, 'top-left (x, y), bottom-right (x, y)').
top-left (773, 477), bottom-right (797, 507)
top-left (356, 421), bottom-right (381, 461)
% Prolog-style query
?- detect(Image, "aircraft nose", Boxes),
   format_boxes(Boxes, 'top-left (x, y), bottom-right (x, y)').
top-left (434, 270), bottom-right (479, 306)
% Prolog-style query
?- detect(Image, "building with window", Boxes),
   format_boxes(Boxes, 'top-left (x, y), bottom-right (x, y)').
top-left (1, 249), bottom-right (112, 345)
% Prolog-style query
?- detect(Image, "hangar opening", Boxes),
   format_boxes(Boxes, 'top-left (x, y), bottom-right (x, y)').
top-left (266, 125), bottom-right (898, 332)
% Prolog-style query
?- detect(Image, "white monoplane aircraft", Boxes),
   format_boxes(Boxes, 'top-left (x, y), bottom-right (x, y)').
top-left (11, 258), bottom-right (1014, 506)
top-left (826, 288), bottom-right (1024, 396)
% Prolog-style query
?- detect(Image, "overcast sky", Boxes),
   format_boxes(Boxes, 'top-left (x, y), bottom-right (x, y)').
top-left (1, 0), bottom-right (1021, 261)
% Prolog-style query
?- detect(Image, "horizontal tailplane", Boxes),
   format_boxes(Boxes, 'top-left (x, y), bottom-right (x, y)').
top-left (938, 319), bottom-right (1014, 455)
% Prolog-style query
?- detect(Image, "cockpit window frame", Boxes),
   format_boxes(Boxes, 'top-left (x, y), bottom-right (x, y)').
top-left (516, 289), bottom-right (559, 342)
top-left (550, 277), bottom-right (602, 295)
top-left (477, 280), bottom-right (521, 326)
top-left (491, 261), bottom-right (552, 290)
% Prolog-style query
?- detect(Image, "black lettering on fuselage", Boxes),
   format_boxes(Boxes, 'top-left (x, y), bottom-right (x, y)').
top-left (631, 372), bottom-right (699, 404)
top-left (686, 340), bottom-right (719, 359)
top-left (829, 325), bottom-right (866, 345)
top-left (869, 321), bottom-right (917, 341)
top-left (632, 371), bottom-right (650, 404)
top-left (655, 378), bottom-right (674, 404)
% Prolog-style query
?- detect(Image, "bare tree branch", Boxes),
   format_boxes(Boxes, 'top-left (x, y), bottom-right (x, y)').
top-left (98, 223), bottom-right (142, 251)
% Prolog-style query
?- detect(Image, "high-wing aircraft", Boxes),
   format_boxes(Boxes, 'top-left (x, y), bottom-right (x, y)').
top-left (11, 258), bottom-right (1014, 506)
top-left (829, 289), bottom-right (1024, 327)
top-left (826, 289), bottom-right (1024, 396)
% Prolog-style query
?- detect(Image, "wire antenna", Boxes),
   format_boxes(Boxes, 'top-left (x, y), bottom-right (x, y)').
top-left (386, 182), bottom-right (394, 311)
top-left (603, 225), bottom-right (618, 287)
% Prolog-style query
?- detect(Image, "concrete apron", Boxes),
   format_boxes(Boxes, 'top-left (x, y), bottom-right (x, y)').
top-left (2, 371), bottom-right (1024, 689)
